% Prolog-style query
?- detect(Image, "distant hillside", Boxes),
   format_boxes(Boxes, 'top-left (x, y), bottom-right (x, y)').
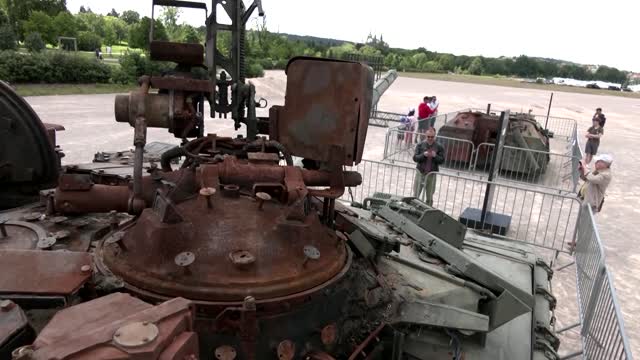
top-left (246, 31), bottom-right (628, 83)
top-left (279, 33), bottom-right (350, 47)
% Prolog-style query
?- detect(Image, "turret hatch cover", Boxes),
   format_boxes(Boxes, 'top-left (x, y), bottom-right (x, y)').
top-left (0, 81), bottom-right (58, 208)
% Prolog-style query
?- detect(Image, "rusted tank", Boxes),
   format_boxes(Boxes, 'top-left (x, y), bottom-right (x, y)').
top-left (0, 1), bottom-right (559, 359)
top-left (438, 111), bottom-right (550, 175)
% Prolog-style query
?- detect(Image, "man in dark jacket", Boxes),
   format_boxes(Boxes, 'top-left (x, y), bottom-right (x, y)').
top-left (413, 128), bottom-right (445, 205)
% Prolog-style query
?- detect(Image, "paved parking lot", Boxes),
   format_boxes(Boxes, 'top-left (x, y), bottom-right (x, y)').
top-left (26, 70), bottom-right (640, 355)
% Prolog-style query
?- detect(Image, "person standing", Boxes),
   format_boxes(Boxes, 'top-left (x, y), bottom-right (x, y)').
top-left (593, 108), bottom-right (606, 127)
top-left (584, 117), bottom-right (604, 164)
top-left (413, 128), bottom-right (445, 206)
top-left (417, 96), bottom-right (433, 142)
top-left (399, 109), bottom-right (416, 147)
top-left (428, 96), bottom-right (439, 128)
top-left (578, 154), bottom-right (612, 213)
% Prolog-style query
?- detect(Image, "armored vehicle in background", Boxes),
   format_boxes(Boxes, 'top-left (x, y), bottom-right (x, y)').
top-left (438, 111), bottom-right (550, 176)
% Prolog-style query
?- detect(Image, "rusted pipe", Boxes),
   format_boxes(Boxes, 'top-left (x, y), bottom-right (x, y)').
top-left (54, 185), bottom-right (130, 214)
top-left (54, 159), bottom-right (362, 214)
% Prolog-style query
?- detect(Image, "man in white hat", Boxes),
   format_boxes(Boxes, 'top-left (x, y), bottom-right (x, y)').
top-left (578, 153), bottom-right (613, 213)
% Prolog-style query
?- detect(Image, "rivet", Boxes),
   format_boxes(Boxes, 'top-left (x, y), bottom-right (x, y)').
top-left (255, 192), bottom-right (271, 210)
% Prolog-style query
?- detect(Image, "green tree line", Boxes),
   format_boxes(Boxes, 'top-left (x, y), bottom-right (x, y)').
top-left (0, 0), bottom-right (630, 85)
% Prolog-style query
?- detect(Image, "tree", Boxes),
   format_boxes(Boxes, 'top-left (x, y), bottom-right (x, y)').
top-left (483, 58), bottom-right (507, 75)
top-left (23, 11), bottom-right (55, 44)
top-left (107, 8), bottom-right (119, 17)
top-left (24, 31), bottom-right (45, 52)
top-left (52, 11), bottom-right (77, 38)
top-left (0, 8), bottom-right (8, 26)
top-left (513, 55), bottom-right (539, 78)
top-left (5, 0), bottom-right (66, 38)
top-left (359, 44), bottom-right (380, 56)
top-left (105, 16), bottom-right (127, 44)
top-left (0, 23), bottom-right (17, 50)
top-left (182, 25), bottom-right (200, 43)
top-left (128, 16), bottom-right (167, 50)
top-left (79, 5), bottom-right (87, 13)
top-left (76, 12), bottom-right (106, 37)
top-left (468, 57), bottom-right (484, 75)
top-left (436, 54), bottom-right (455, 72)
top-left (120, 10), bottom-right (140, 25)
top-left (159, 6), bottom-right (180, 41)
top-left (399, 56), bottom-right (414, 71)
top-left (76, 30), bottom-right (101, 51)
top-left (411, 53), bottom-right (428, 69)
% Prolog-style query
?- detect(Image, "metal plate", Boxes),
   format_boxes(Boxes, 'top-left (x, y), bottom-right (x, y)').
top-left (113, 321), bottom-right (159, 348)
top-left (0, 250), bottom-right (92, 295)
top-left (269, 58), bottom-right (374, 165)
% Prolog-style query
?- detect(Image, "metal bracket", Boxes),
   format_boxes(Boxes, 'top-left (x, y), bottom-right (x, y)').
top-left (376, 205), bottom-right (534, 329)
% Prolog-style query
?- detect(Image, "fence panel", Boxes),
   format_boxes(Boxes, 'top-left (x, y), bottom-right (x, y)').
top-left (574, 205), bottom-right (633, 360)
top-left (369, 111), bottom-right (405, 128)
top-left (499, 145), bottom-right (577, 192)
top-left (427, 172), bottom-right (581, 252)
top-left (341, 160), bottom-right (417, 204)
top-left (532, 115), bottom-right (578, 140)
top-left (383, 131), bottom-right (475, 172)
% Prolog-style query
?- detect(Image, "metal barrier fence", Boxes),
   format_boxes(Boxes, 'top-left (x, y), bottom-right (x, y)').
top-left (387, 109), bottom-right (464, 132)
top-left (426, 172), bottom-right (581, 253)
top-left (369, 111), bottom-right (405, 128)
top-left (383, 131), bottom-right (475, 172)
top-left (473, 143), bottom-right (578, 192)
top-left (384, 134), bottom-right (579, 192)
top-left (342, 160), bottom-right (581, 252)
top-left (341, 159), bottom-right (417, 204)
top-left (565, 205), bottom-right (633, 359)
top-left (532, 114), bottom-right (578, 141)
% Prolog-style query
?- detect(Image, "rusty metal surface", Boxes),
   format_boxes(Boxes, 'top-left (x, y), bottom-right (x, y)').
top-left (149, 41), bottom-right (204, 65)
top-left (149, 76), bottom-right (213, 93)
top-left (0, 300), bottom-right (29, 347)
top-left (101, 188), bottom-right (350, 301)
top-left (0, 220), bottom-right (46, 250)
top-left (30, 293), bottom-right (197, 359)
top-left (0, 250), bottom-right (92, 295)
top-left (0, 204), bottom-right (109, 254)
top-left (269, 58), bottom-right (374, 166)
top-left (55, 158), bottom-right (362, 214)
top-left (438, 111), bottom-right (498, 147)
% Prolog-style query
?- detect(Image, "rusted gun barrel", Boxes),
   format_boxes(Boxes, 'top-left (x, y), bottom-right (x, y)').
top-left (371, 69), bottom-right (398, 108)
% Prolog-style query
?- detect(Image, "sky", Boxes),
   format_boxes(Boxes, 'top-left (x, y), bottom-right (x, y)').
top-left (66, 0), bottom-right (640, 72)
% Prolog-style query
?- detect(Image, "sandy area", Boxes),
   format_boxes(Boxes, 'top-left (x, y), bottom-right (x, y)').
top-left (25, 69), bottom-right (640, 356)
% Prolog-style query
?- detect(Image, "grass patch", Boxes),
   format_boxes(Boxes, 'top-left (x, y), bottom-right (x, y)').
top-left (13, 83), bottom-right (135, 97)
top-left (401, 72), bottom-right (640, 99)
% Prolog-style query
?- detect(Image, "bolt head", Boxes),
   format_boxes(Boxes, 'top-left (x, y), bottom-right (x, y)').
top-left (255, 192), bottom-right (271, 201)
top-left (0, 299), bottom-right (14, 311)
top-left (199, 187), bottom-right (217, 197)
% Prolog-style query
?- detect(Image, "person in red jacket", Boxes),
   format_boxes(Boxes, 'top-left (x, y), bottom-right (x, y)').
top-left (416, 96), bottom-right (433, 142)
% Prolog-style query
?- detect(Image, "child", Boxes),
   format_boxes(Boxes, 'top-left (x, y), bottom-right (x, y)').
top-left (400, 109), bottom-right (416, 147)
top-left (584, 117), bottom-right (604, 164)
